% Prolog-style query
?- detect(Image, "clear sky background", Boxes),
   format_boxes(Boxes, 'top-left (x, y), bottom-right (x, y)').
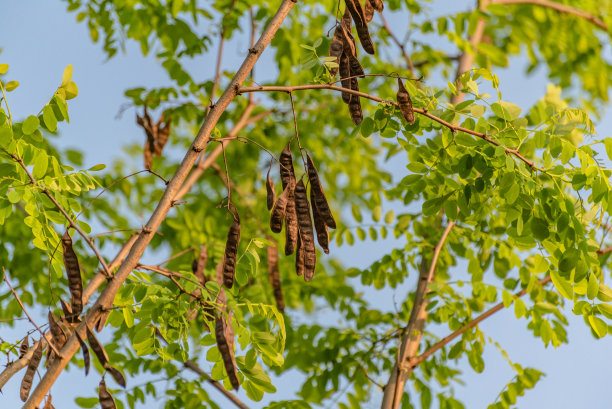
top-left (1, 1), bottom-right (612, 408)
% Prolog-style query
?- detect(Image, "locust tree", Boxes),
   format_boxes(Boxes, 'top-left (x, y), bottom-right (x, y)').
top-left (1, 0), bottom-right (612, 409)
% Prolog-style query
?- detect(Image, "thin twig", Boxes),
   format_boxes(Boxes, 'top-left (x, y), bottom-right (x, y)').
top-left (379, 13), bottom-right (416, 76)
top-left (2, 268), bottom-right (61, 357)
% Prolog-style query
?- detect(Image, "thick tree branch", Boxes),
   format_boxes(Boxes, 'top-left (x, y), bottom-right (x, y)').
top-left (23, 1), bottom-right (297, 406)
top-left (382, 222), bottom-right (454, 409)
top-left (238, 84), bottom-right (539, 170)
top-left (0, 338), bottom-right (49, 391)
top-left (411, 276), bottom-right (552, 368)
top-left (490, 0), bottom-right (608, 30)
top-left (10, 154), bottom-right (112, 277)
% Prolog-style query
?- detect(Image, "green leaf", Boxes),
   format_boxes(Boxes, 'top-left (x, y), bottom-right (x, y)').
top-left (530, 218), bottom-right (549, 241)
top-left (5, 81), bottom-right (19, 91)
top-left (33, 152), bottom-right (49, 179)
top-left (550, 270), bottom-right (573, 300)
top-left (88, 164), bottom-right (106, 171)
top-left (22, 115), bottom-right (40, 135)
top-left (588, 315), bottom-right (607, 338)
top-left (61, 64), bottom-right (73, 87)
top-left (42, 105), bottom-right (58, 132)
top-left (64, 81), bottom-right (79, 100)
top-left (0, 64), bottom-right (8, 75)
top-left (587, 274), bottom-right (599, 300)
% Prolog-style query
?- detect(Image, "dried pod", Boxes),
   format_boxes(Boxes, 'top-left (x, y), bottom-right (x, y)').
top-left (339, 52), bottom-right (352, 104)
top-left (215, 311), bottom-right (240, 390)
top-left (266, 166), bottom-right (276, 211)
top-left (371, 0), bottom-right (384, 12)
top-left (192, 246), bottom-right (208, 286)
top-left (154, 113), bottom-right (171, 156)
top-left (295, 235), bottom-right (305, 277)
top-left (270, 178), bottom-right (295, 233)
top-left (279, 143), bottom-right (296, 189)
top-left (284, 192), bottom-right (299, 256)
top-left (98, 379), bottom-right (117, 409)
top-left (76, 330), bottom-right (90, 376)
top-left (19, 336), bottom-right (29, 359)
top-left (328, 27), bottom-right (345, 77)
top-left (311, 198), bottom-right (330, 254)
top-left (222, 212), bottom-right (241, 288)
top-left (143, 139), bottom-right (153, 170)
top-left (397, 78), bottom-right (415, 124)
top-left (349, 94), bottom-right (363, 125)
top-left (48, 311), bottom-right (68, 353)
top-left (87, 326), bottom-right (109, 367)
top-left (306, 154), bottom-right (337, 229)
top-left (105, 365), bottom-right (126, 388)
top-left (59, 298), bottom-right (72, 319)
top-left (294, 180), bottom-right (317, 281)
top-left (20, 340), bottom-right (43, 401)
top-left (62, 231), bottom-right (83, 322)
top-left (348, 54), bottom-right (365, 78)
top-left (95, 310), bottom-right (111, 332)
top-left (344, 0), bottom-right (376, 54)
top-left (42, 394), bottom-right (55, 409)
top-left (267, 240), bottom-right (285, 313)
top-left (341, 7), bottom-right (353, 32)
top-left (365, 0), bottom-right (374, 22)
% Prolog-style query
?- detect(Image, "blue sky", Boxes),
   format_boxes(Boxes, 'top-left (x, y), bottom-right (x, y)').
top-left (1, 1), bottom-right (612, 408)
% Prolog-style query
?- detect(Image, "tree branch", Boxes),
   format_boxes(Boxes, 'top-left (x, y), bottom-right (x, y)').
top-left (0, 338), bottom-right (49, 391)
top-left (184, 360), bottom-right (251, 409)
top-left (238, 84), bottom-right (539, 170)
top-left (9, 154), bottom-right (112, 277)
top-left (410, 276), bottom-right (552, 367)
top-left (23, 1), bottom-right (297, 406)
top-left (490, 0), bottom-right (608, 31)
top-left (378, 13), bottom-right (415, 76)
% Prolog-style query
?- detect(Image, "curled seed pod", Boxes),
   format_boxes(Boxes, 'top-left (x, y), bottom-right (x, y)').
top-left (294, 180), bottom-right (317, 281)
top-left (339, 52), bottom-right (351, 104)
top-left (266, 165), bottom-right (276, 211)
top-left (42, 394), bottom-right (55, 409)
top-left (192, 246), bottom-right (208, 286)
top-left (306, 153), bottom-right (336, 229)
top-left (311, 197), bottom-right (330, 254)
top-left (87, 326), bottom-right (109, 367)
top-left (295, 235), bottom-right (305, 277)
top-left (222, 212), bottom-right (241, 289)
top-left (95, 310), bottom-right (111, 333)
top-left (76, 330), bottom-right (90, 376)
top-left (59, 298), bottom-right (73, 320)
top-left (371, 0), bottom-right (384, 12)
top-left (20, 340), bottom-right (43, 401)
top-left (48, 311), bottom-right (68, 353)
top-left (267, 240), bottom-right (285, 312)
top-left (270, 178), bottom-right (295, 233)
top-left (397, 78), bottom-right (415, 124)
top-left (284, 193), bottom-right (299, 256)
top-left (365, 0), bottom-right (374, 22)
top-left (154, 113), bottom-right (171, 156)
top-left (19, 336), bottom-right (29, 359)
top-left (98, 379), bottom-right (117, 409)
top-left (215, 311), bottom-right (240, 390)
top-left (62, 231), bottom-right (83, 322)
top-left (105, 365), bottom-right (126, 388)
top-left (328, 27), bottom-right (344, 77)
top-left (344, 0), bottom-right (376, 54)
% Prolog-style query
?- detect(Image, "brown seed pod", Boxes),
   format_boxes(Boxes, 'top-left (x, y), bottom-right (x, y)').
top-left (59, 298), bottom-right (72, 319)
top-left (87, 326), bottom-right (109, 367)
top-left (270, 178), bottom-right (295, 233)
top-left (62, 231), bottom-right (83, 322)
top-left (311, 196), bottom-right (330, 254)
top-left (371, 0), bottom-right (384, 12)
top-left (42, 394), bottom-right (55, 409)
top-left (143, 139), bottom-right (153, 170)
top-left (339, 52), bottom-right (352, 104)
top-left (267, 240), bottom-right (285, 313)
top-left (306, 154), bottom-right (337, 229)
top-left (153, 113), bottom-right (171, 156)
top-left (284, 193), bottom-right (299, 256)
top-left (294, 180), bottom-right (317, 281)
top-left (215, 311), bottom-right (240, 390)
top-left (266, 165), bottom-right (276, 211)
top-left (75, 330), bottom-right (90, 376)
top-left (295, 235), bottom-right (305, 277)
top-left (279, 143), bottom-right (296, 189)
top-left (344, 0), bottom-right (376, 54)
top-left (48, 311), bottom-right (68, 353)
top-left (20, 340), bottom-right (42, 401)
top-left (341, 7), bottom-right (353, 32)
top-left (222, 211), bottom-right (241, 289)
top-left (328, 27), bottom-right (345, 77)
top-left (95, 309), bottom-right (111, 332)
top-left (105, 365), bottom-right (126, 388)
top-left (192, 246), bottom-right (208, 286)
top-left (365, 0), bottom-right (374, 22)
top-left (397, 78), bottom-right (415, 124)
top-left (98, 379), bottom-right (117, 409)
top-left (19, 336), bottom-right (29, 359)
top-left (348, 91), bottom-right (363, 126)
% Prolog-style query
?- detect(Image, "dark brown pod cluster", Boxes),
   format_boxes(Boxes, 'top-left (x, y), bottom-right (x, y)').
top-left (397, 78), bottom-right (415, 124)
top-left (98, 379), bottom-right (117, 409)
top-left (215, 311), bottom-right (240, 390)
top-left (87, 326), bottom-right (109, 367)
top-left (222, 211), bottom-right (241, 288)
top-left (279, 144), bottom-right (299, 255)
top-left (328, 26), bottom-right (344, 77)
top-left (295, 236), bottom-right (305, 277)
top-left (62, 231), bottom-right (83, 322)
top-left (19, 336), bottom-right (29, 359)
top-left (266, 166), bottom-right (276, 211)
top-left (344, 0), bottom-right (375, 54)
top-left (20, 340), bottom-right (43, 401)
top-left (136, 107), bottom-right (171, 170)
top-left (294, 180), bottom-right (317, 281)
top-left (48, 311), bottom-right (68, 359)
top-left (306, 154), bottom-right (337, 229)
top-left (270, 178), bottom-right (295, 233)
top-left (370, 0), bottom-right (384, 12)
top-left (267, 240), bottom-right (285, 312)
top-left (76, 330), bottom-right (91, 376)
top-left (364, 0), bottom-right (375, 22)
